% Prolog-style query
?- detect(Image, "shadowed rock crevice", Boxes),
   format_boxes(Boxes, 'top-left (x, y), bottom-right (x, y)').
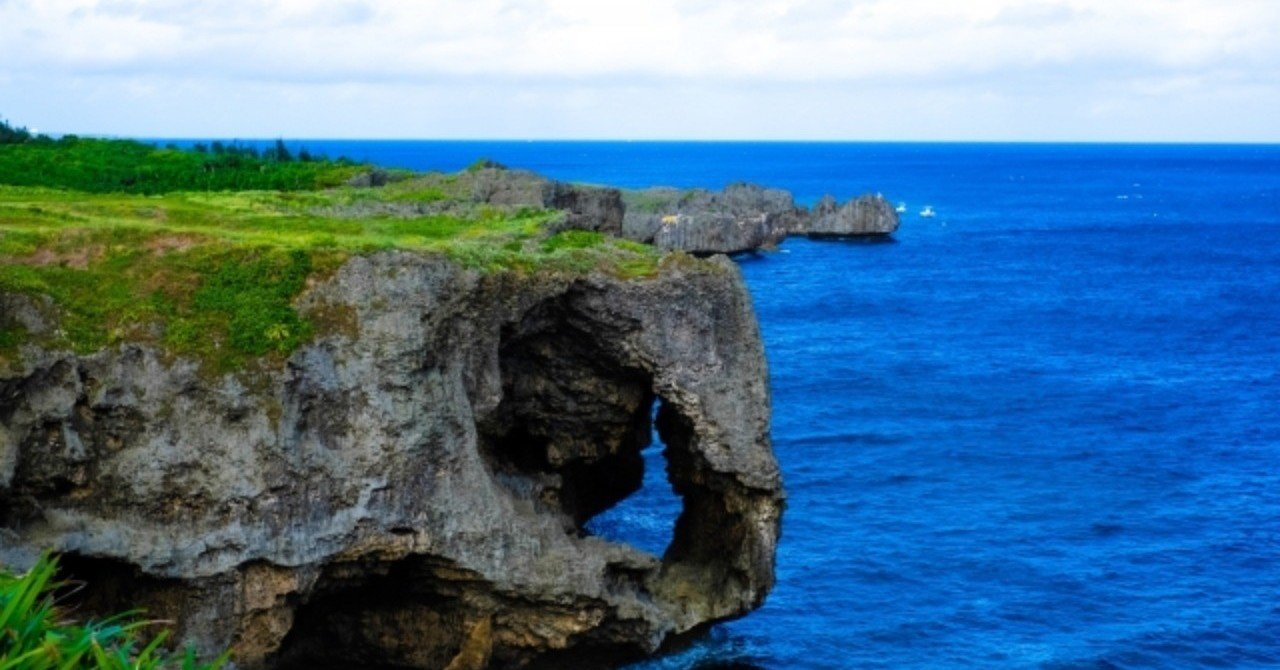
top-left (273, 557), bottom-right (489, 670)
top-left (54, 552), bottom-right (197, 622)
top-left (271, 553), bottom-right (660, 670)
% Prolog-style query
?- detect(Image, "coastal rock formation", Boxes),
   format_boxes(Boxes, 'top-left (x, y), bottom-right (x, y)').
top-left (466, 167), bottom-right (625, 236)
top-left (790, 194), bottom-right (900, 237)
top-left (542, 180), bottom-right (625, 236)
top-left (622, 184), bottom-right (900, 254)
top-left (622, 184), bottom-right (798, 255)
top-left (0, 254), bottom-right (782, 668)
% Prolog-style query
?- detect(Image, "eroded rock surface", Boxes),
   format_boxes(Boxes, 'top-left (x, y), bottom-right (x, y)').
top-left (622, 184), bottom-right (797, 256)
top-left (0, 253), bottom-right (782, 669)
top-left (623, 183), bottom-right (899, 254)
top-left (466, 167), bottom-right (624, 236)
top-left (791, 194), bottom-right (900, 237)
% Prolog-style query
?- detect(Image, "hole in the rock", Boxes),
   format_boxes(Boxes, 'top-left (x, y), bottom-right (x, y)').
top-left (478, 299), bottom-right (659, 526)
top-left (584, 400), bottom-right (684, 557)
top-left (275, 557), bottom-right (479, 670)
top-left (476, 295), bottom-right (712, 563)
top-left (486, 422), bottom-right (553, 473)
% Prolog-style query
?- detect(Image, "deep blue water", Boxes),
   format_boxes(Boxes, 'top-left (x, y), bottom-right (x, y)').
top-left (223, 141), bottom-right (1280, 668)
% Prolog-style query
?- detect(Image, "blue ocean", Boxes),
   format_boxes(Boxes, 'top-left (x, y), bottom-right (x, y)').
top-left (232, 141), bottom-right (1280, 668)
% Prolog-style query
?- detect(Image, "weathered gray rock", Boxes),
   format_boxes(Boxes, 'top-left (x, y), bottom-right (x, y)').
top-left (469, 168), bottom-right (624, 237)
top-left (622, 183), bottom-right (799, 255)
top-left (790, 194), bottom-right (900, 237)
top-left (344, 169), bottom-right (393, 188)
top-left (623, 184), bottom-right (900, 253)
top-left (542, 180), bottom-right (624, 236)
top-left (0, 253), bottom-right (782, 669)
top-left (467, 167), bottom-right (548, 206)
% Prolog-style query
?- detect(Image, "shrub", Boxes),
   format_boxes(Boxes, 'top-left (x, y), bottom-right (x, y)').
top-left (0, 554), bottom-right (230, 669)
top-left (0, 118), bottom-right (34, 145)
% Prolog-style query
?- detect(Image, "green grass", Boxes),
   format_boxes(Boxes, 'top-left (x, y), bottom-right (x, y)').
top-left (540, 230), bottom-right (604, 252)
top-left (384, 186), bottom-right (449, 203)
top-left (0, 185), bottom-right (662, 371)
top-left (0, 554), bottom-right (230, 669)
top-left (0, 323), bottom-right (24, 365)
top-left (164, 247), bottom-right (315, 362)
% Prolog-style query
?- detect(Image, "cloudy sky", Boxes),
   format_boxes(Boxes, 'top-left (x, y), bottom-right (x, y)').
top-left (1, 0), bottom-right (1278, 140)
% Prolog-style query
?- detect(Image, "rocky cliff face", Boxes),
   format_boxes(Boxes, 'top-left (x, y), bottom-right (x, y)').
top-left (621, 184), bottom-right (798, 255)
top-left (623, 184), bottom-right (900, 254)
top-left (790, 194), bottom-right (901, 237)
top-left (0, 253), bottom-right (782, 669)
top-left (468, 168), bottom-right (624, 237)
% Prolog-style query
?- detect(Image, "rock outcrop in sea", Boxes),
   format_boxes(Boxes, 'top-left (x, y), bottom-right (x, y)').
top-left (623, 182), bottom-right (900, 254)
top-left (0, 250), bottom-right (782, 668)
top-left (792, 194), bottom-right (902, 238)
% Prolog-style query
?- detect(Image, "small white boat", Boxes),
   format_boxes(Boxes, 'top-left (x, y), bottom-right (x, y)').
top-left (920, 206), bottom-right (936, 218)
top-left (895, 202), bottom-right (907, 213)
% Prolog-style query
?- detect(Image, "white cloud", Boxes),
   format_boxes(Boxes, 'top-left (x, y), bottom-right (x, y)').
top-left (1, 0), bottom-right (1278, 138)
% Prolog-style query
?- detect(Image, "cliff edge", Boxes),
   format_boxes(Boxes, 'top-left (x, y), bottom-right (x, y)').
top-left (0, 251), bottom-right (782, 668)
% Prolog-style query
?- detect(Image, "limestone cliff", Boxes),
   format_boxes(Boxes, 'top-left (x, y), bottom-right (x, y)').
top-left (623, 183), bottom-right (900, 254)
top-left (0, 253), bottom-right (782, 668)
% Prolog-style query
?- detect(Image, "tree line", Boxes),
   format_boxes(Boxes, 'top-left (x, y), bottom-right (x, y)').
top-left (0, 117), bottom-right (362, 194)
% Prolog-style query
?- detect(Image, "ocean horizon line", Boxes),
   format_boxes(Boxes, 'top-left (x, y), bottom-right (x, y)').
top-left (78, 135), bottom-right (1280, 147)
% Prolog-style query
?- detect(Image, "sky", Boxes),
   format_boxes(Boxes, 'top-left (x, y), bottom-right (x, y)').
top-left (1, 0), bottom-right (1278, 141)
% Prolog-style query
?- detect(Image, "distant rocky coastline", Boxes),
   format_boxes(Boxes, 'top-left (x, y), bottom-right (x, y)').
top-left (622, 183), bottom-right (901, 255)
top-left (341, 164), bottom-right (901, 256)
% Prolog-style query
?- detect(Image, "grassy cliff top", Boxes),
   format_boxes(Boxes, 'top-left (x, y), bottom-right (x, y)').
top-left (0, 123), bottom-right (662, 372)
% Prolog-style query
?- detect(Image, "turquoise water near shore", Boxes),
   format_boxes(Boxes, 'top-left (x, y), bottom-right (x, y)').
top-left (204, 141), bottom-right (1280, 668)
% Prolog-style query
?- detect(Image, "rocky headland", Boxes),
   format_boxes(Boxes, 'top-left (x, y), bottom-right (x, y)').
top-left (622, 182), bottom-right (900, 255)
top-left (0, 160), bottom-right (895, 668)
top-left (0, 253), bottom-right (780, 668)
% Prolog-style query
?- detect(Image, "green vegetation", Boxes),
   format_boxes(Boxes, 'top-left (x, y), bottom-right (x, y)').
top-left (0, 555), bottom-right (229, 669)
top-left (0, 117), bottom-right (663, 371)
top-left (0, 323), bottom-right (24, 362)
top-left (0, 186), bottom-right (659, 371)
top-left (0, 119), bottom-right (34, 145)
top-left (0, 119), bottom-right (361, 194)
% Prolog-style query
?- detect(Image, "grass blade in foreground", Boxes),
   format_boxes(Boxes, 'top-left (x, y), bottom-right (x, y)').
top-left (0, 555), bottom-right (229, 670)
